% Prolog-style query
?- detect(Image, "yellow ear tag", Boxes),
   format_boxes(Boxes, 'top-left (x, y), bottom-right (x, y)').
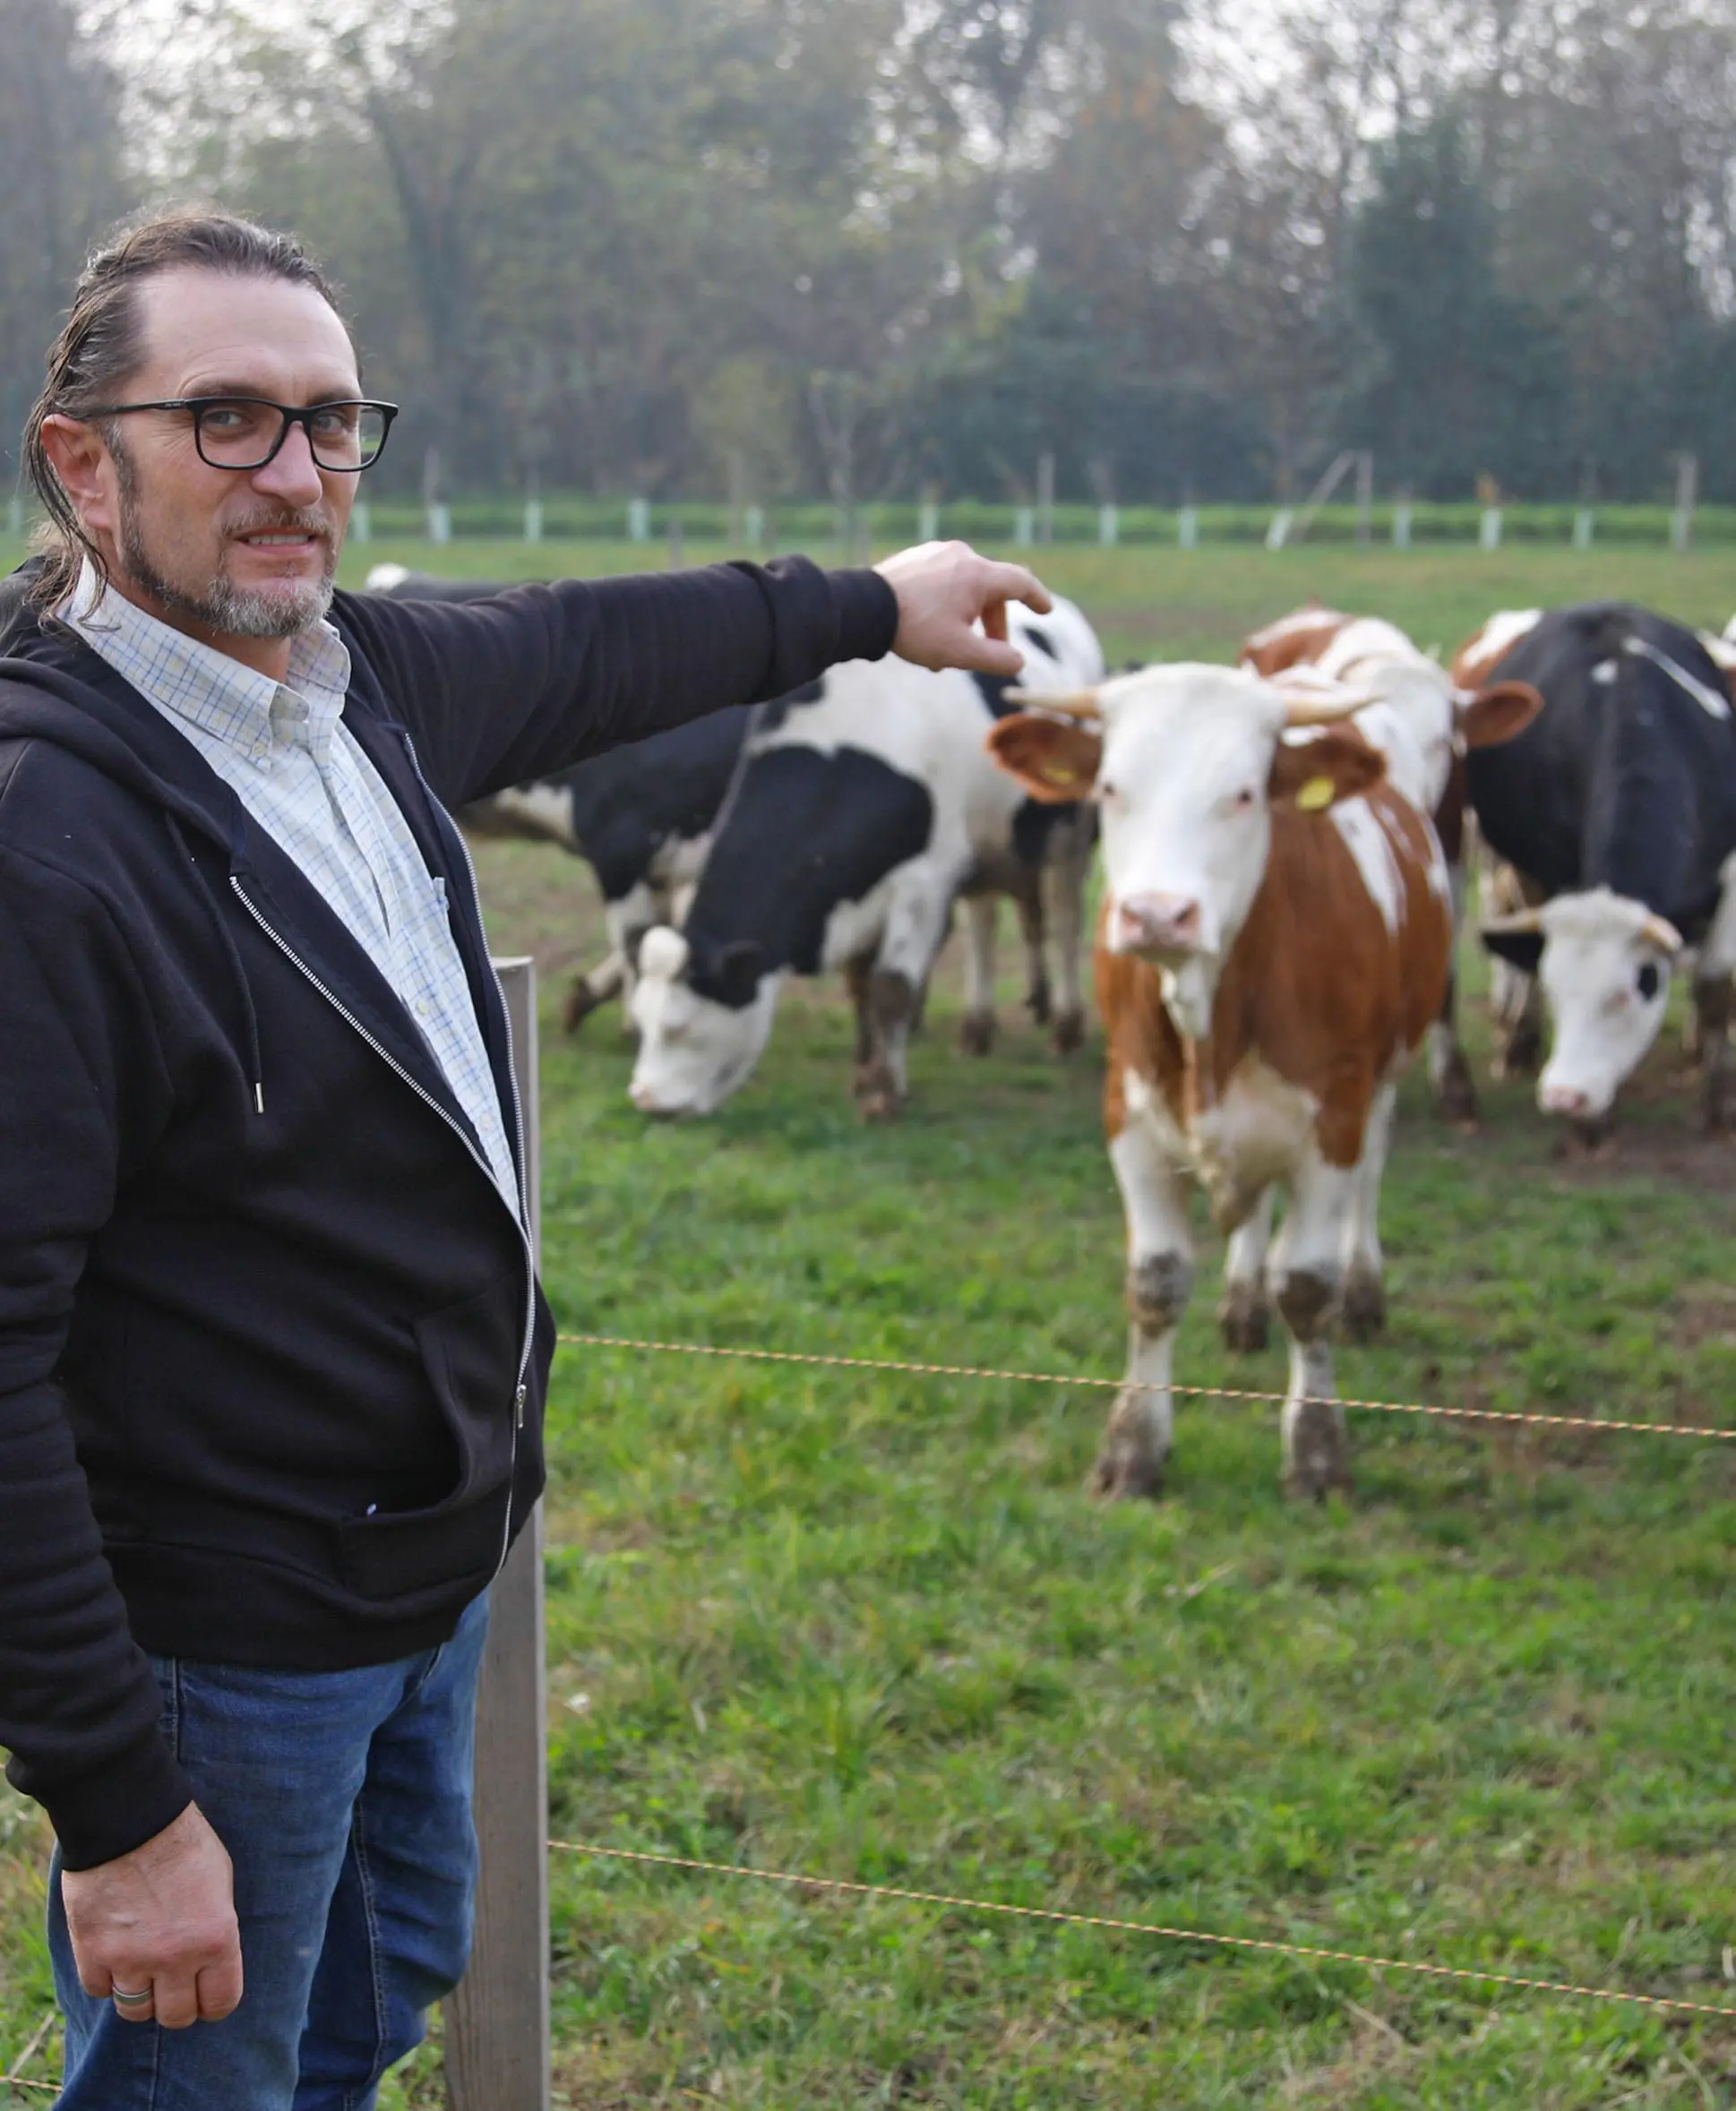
top-left (1295, 776), bottom-right (1335, 812)
top-left (1041, 764), bottom-right (1079, 788)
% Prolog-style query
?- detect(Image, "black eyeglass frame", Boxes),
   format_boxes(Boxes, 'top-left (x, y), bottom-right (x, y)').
top-left (76, 395), bottom-right (400, 473)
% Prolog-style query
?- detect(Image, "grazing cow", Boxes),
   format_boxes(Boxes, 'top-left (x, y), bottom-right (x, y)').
top-left (365, 564), bottom-right (747, 1030)
top-left (1242, 605), bottom-right (1542, 1125)
top-left (1452, 604), bottom-right (1736, 1135)
top-left (988, 665), bottom-right (1453, 1499)
top-left (628, 599), bottom-right (1104, 1118)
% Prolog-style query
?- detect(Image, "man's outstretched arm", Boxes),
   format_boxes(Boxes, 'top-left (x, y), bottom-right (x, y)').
top-left (337, 542), bottom-right (1052, 811)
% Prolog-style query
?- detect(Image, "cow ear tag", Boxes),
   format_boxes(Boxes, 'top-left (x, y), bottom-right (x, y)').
top-left (1042, 763), bottom-right (1079, 787)
top-left (1295, 776), bottom-right (1335, 812)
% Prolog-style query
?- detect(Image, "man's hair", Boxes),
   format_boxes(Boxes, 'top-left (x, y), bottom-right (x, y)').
top-left (22, 208), bottom-right (348, 608)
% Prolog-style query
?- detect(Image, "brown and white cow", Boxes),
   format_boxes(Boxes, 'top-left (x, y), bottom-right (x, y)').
top-left (989, 665), bottom-right (1454, 1500)
top-left (1242, 606), bottom-right (1543, 1129)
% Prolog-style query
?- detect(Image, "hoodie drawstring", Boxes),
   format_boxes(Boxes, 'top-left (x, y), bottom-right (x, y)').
top-left (164, 811), bottom-right (267, 1115)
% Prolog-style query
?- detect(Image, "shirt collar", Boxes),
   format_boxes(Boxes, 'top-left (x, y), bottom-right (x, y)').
top-left (62, 558), bottom-right (352, 768)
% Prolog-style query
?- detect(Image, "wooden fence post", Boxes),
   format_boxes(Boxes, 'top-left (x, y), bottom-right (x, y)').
top-left (446, 957), bottom-right (550, 2111)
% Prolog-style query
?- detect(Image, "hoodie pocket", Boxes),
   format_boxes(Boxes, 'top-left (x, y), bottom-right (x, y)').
top-left (335, 1269), bottom-right (520, 1600)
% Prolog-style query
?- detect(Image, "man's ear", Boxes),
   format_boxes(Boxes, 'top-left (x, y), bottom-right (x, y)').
top-left (1267, 729), bottom-right (1385, 809)
top-left (38, 414), bottom-right (116, 530)
top-left (985, 713), bottom-right (1102, 802)
top-left (1456, 680), bottom-right (1543, 750)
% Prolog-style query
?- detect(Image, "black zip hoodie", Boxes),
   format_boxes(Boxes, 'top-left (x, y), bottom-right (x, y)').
top-left (0, 553), bottom-right (898, 1869)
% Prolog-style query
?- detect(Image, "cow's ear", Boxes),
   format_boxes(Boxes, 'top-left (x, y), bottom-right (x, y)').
top-left (985, 712), bottom-right (1102, 802)
top-left (1457, 680), bottom-right (1543, 749)
top-left (1267, 730), bottom-right (1384, 810)
top-left (1481, 926), bottom-right (1544, 974)
top-left (713, 940), bottom-right (764, 1008)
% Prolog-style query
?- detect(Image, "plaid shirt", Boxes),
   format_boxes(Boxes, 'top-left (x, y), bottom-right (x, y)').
top-left (64, 564), bottom-right (521, 1211)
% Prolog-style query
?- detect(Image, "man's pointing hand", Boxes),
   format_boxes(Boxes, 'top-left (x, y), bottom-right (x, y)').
top-left (875, 541), bottom-right (1053, 679)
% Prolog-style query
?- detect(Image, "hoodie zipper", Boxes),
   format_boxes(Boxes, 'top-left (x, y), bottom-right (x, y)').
top-left (228, 871), bottom-right (537, 1582)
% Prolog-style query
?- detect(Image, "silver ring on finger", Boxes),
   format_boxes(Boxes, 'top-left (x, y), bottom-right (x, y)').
top-left (111, 1986), bottom-right (153, 2006)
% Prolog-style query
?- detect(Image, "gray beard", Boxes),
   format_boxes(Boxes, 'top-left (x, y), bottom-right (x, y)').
top-left (115, 459), bottom-right (336, 639)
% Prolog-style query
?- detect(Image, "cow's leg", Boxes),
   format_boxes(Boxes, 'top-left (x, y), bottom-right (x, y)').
top-left (959, 895), bottom-right (998, 1055)
top-left (567, 881), bottom-right (660, 1037)
top-left (1012, 879), bottom-right (1051, 1026)
top-left (1094, 1120), bottom-right (1193, 1500)
top-left (1218, 1188), bottom-right (1274, 1353)
top-left (1041, 822), bottom-right (1089, 1054)
top-left (1270, 1151), bottom-right (1356, 1499)
top-left (1341, 1081), bottom-right (1397, 1342)
top-left (562, 948), bottom-right (626, 1034)
top-left (856, 878), bottom-right (950, 1120)
top-left (843, 957), bottom-right (877, 1078)
top-left (1430, 866), bottom-right (1480, 1123)
top-left (1696, 974), bottom-right (1735, 1134)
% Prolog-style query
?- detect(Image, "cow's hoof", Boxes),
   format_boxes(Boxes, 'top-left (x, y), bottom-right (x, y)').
top-left (1026, 981), bottom-right (1053, 1026)
top-left (1283, 1402), bottom-right (1352, 1502)
top-left (1558, 1117), bottom-right (1614, 1161)
top-left (855, 1069), bottom-right (902, 1123)
top-left (1217, 1288), bottom-right (1269, 1355)
top-left (1341, 1270), bottom-right (1386, 1343)
top-left (1052, 1010), bottom-right (1086, 1057)
top-left (562, 981), bottom-right (605, 1034)
top-left (1434, 1051), bottom-right (1481, 1127)
top-left (959, 1012), bottom-right (995, 1057)
top-left (1088, 1447), bottom-right (1165, 1502)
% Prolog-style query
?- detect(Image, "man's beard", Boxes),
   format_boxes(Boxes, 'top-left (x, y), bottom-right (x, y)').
top-left (114, 444), bottom-right (338, 639)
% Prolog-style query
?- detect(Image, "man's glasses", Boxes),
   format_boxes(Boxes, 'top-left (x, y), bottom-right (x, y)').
top-left (79, 396), bottom-right (398, 473)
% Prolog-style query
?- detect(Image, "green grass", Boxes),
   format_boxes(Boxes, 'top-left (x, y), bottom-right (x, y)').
top-left (4, 540), bottom-right (1736, 2106)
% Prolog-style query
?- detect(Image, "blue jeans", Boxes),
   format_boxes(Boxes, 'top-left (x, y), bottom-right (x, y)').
top-left (48, 1592), bottom-right (489, 2111)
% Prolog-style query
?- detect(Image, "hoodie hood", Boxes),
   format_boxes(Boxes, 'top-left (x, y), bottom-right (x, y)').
top-left (0, 559), bottom-right (254, 863)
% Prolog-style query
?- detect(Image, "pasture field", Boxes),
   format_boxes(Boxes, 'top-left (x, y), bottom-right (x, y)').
top-left (4, 539), bottom-right (1736, 2107)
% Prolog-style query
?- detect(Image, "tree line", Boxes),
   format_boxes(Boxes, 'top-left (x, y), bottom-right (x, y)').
top-left (6, 0), bottom-right (1736, 506)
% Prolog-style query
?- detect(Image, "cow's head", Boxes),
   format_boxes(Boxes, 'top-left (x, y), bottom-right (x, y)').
top-left (1347, 666), bottom-right (1534, 815)
top-left (988, 664), bottom-right (1385, 1036)
top-left (1482, 887), bottom-right (1683, 1120)
top-left (627, 926), bottom-right (779, 1116)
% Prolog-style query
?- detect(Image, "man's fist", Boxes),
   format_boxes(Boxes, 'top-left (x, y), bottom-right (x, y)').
top-left (875, 540), bottom-right (1053, 678)
top-left (62, 1802), bottom-right (243, 2029)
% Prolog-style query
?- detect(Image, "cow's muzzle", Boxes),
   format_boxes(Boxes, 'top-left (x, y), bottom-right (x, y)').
top-left (1113, 892), bottom-right (1204, 956)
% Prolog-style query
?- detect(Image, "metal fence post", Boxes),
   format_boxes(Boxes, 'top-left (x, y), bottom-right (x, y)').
top-left (446, 957), bottom-right (550, 2111)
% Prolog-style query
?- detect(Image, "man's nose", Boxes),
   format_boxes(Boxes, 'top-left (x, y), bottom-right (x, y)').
top-left (250, 422), bottom-right (325, 507)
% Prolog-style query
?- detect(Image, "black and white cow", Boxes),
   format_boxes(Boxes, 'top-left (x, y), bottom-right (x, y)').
top-left (627, 598), bottom-right (1105, 1118)
top-left (365, 564), bottom-right (746, 1030)
top-left (1453, 603), bottom-right (1736, 1134)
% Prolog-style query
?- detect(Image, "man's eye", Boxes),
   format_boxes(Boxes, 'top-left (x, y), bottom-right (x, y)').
top-left (310, 407), bottom-right (357, 437)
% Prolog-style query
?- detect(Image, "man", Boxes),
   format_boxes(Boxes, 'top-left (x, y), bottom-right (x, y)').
top-left (0, 208), bottom-right (1050, 2110)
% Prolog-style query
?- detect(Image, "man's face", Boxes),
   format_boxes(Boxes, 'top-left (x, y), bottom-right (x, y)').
top-left (83, 268), bottom-right (362, 641)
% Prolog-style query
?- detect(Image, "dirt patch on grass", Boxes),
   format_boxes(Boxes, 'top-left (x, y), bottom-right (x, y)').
top-left (1672, 1284), bottom-right (1736, 1350)
top-left (1543, 1117), bottom-right (1736, 1194)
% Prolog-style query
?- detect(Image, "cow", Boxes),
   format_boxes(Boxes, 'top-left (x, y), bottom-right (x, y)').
top-left (986, 664), bottom-right (1454, 1499)
top-left (365, 563), bottom-right (747, 1031)
top-left (1451, 604), bottom-right (1736, 1137)
top-left (627, 598), bottom-right (1105, 1119)
top-left (1241, 605), bottom-right (1542, 1127)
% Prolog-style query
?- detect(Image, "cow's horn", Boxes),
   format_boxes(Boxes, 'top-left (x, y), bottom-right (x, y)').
top-left (1640, 914), bottom-right (1685, 957)
top-left (1004, 688), bottom-right (1103, 720)
top-left (1480, 907), bottom-right (1544, 937)
top-left (1276, 686), bottom-right (1380, 725)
